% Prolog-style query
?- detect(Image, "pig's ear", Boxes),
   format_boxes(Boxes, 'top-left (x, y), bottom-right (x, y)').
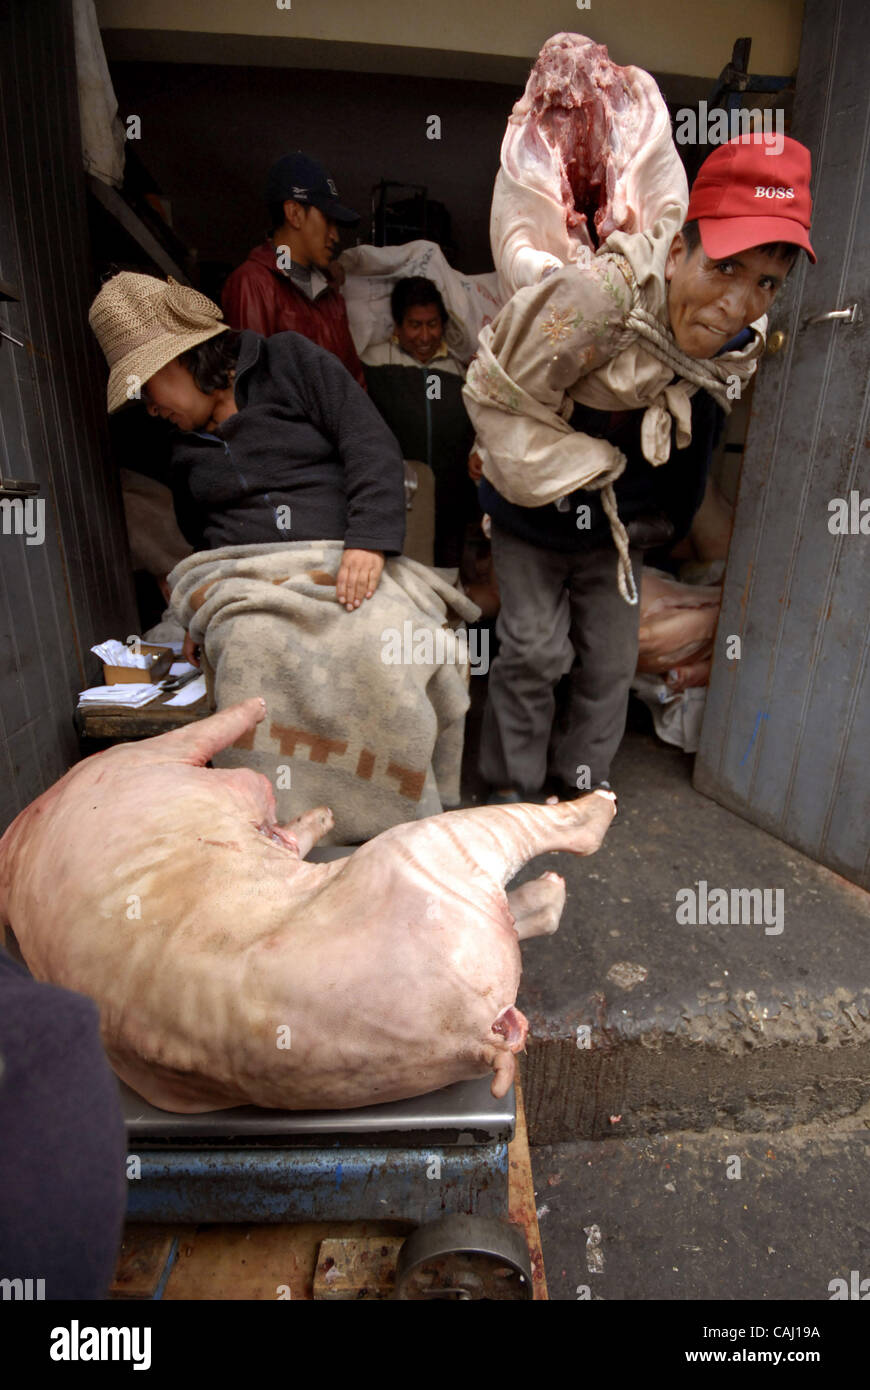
top-left (155, 699), bottom-right (267, 765)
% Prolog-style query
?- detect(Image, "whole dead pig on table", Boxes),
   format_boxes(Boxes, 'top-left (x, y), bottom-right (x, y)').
top-left (0, 698), bottom-right (616, 1113)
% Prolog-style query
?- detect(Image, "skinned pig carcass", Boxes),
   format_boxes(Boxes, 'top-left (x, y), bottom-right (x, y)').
top-left (637, 569), bottom-right (722, 691)
top-left (491, 32), bottom-right (688, 296)
top-left (0, 699), bottom-right (616, 1113)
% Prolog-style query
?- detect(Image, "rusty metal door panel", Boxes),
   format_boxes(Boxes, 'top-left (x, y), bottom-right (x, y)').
top-left (694, 0), bottom-right (870, 888)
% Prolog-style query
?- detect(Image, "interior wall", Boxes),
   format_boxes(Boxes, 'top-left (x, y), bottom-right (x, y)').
top-left (96, 0), bottom-right (804, 80)
top-left (109, 63), bottom-right (523, 274)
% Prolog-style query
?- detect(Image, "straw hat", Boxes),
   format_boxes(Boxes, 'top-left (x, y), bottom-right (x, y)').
top-left (89, 273), bottom-right (227, 413)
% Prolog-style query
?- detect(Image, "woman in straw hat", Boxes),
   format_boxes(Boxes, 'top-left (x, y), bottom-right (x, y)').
top-left (89, 272), bottom-right (406, 617)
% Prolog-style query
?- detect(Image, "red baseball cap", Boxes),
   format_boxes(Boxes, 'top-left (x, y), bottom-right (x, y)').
top-left (686, 133), bottom-right (816, 263)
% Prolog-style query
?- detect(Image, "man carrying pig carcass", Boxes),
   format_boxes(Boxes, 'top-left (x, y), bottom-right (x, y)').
top-left (463, 134), bottom-right (816, 803)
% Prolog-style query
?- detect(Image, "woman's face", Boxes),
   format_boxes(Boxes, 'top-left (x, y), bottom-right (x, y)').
top-left (143, 360), bottom-right (214, 432)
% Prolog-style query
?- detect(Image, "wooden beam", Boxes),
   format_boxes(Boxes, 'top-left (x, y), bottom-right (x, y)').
top-left (87, 176), bottom-right (191, 284)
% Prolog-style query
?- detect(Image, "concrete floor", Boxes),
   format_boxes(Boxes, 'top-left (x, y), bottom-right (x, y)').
top-left (462, 669), bottom-right (870, 1301)
top-left (531, 1113), bottom-right (870, 1301)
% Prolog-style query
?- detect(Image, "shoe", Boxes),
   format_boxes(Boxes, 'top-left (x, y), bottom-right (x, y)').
top-left (486, 788), bottom-right (522, 805)
top-left (485, 787), bottom-right (551, 806)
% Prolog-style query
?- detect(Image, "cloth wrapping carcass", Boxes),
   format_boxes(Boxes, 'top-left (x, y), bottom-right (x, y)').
top-left (340, 240), bottom-right (502, 365)
top-left (468, 31), bottom-right (765, 603)
top-left (169, 542), bottom-right (480, 843)
top-left (491, 32), bottom-right (689, 298)
top-left (463, 223), bottom-right (765, 600)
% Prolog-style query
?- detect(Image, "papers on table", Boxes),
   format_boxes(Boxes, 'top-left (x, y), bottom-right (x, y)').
top-left (163, 675), bottom-right (207, 707)
top-left (90, 639), bottom-right (153, 669)
top-left (77, 684), bottom-right (165, 709)
top-left (169, 661), bottom-right (198, 678)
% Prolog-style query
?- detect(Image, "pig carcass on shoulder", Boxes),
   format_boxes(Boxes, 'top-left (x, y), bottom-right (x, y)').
top-left (0, 700), bottom-right (615, 1113)
top-left (491, 32), bottom-right (688, 295)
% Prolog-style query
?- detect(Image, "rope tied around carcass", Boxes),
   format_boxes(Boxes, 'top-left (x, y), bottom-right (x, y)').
top-left (587, 252), bottom-right (744, 603)
top-left (604, 252), bottom-right (739, 413)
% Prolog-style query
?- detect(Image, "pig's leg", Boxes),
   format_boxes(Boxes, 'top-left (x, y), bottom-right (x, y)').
top-left (490, 1048), bottom-right (517, 1100)
top-left (456, 792), bottom-right (617, 886)
top-left (387, 790), bottom-right (617, 892)
top-left (277, 807), bottom-right (335, 858)
top-left (143, 698), bottom-right (267, 766)
top-left (506, 872), bottom-right (565, 939)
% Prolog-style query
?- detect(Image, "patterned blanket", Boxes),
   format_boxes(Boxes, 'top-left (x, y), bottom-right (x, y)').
top-left (169, 542), bottom-right (480, 843)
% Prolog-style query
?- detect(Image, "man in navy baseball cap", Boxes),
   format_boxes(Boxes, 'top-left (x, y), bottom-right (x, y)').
top-left (223, 151), bottom-right (365, 385)
top-left (264, 152), bottom-right (361, 227)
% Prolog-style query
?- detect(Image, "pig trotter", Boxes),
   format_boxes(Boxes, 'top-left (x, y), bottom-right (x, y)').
top-left (277, 806), bottom-right (335, 859)
top-left (506, 872), bottom-right (565, 939)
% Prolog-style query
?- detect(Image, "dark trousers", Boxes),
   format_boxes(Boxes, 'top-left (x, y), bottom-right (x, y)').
top-left (480, 522), bottom-right (641, 790)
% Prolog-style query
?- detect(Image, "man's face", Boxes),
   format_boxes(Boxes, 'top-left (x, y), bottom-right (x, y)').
top-left (665, 231), bottom-right (791, 358)
top-left (143, 359), bottom-right (213, 432)
top-left (395, 304), bottom-right (445, 363)
top-left (285, 203), bottom-right (341, 271)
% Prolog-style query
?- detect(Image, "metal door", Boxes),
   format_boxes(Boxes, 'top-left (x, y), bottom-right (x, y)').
top-left (694, 0), bottom-right (870, 888)
top-left (0, 0), bottom-right (137, 831)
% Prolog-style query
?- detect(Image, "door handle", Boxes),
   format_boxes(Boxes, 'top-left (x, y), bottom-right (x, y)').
top-left (805, 303), bottom-right (860, 326)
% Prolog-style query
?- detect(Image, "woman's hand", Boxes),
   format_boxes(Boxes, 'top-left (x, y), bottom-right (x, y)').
top-left (336, 549), bottom-right (385, 611)
top-left (181, 631), bottom-right (201, 667)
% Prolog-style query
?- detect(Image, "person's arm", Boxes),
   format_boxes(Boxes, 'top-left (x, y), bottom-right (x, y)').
top-left (272, 335), bottom-right (406, 605)
top-left (222, 264), bottom-right (278, 337)
top-left (282, 335), bottom-right (405, 548)
top-left (0, 952), bottom-right (127, 1299)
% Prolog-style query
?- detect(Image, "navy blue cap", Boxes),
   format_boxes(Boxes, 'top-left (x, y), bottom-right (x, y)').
top-left (265, 152), bottom-right (359, 225)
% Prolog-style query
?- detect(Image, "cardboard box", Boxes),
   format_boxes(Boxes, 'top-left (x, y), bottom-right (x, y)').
top-left (102, 644), bottom-right (173, 685)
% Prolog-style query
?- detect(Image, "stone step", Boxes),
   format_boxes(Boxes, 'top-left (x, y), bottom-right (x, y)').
top-left (505, 723), bottom-right (870, 1145)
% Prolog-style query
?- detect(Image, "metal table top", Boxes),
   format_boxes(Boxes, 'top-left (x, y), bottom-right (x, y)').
top-left (121, 1076), bottom-right (515, 1148)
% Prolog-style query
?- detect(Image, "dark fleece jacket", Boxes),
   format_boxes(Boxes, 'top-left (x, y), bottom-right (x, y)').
top-left (170, 329), bottom-right (406, 554)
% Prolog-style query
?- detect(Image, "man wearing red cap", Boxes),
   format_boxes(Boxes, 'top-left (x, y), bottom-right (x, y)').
top-left (223, 152), bottom-right (366, 388)
top-left (463, 134), bottom-right (815, 804)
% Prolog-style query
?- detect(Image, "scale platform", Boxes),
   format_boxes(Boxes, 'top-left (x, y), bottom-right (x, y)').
top-left (122, 1078), bottom-right (515, 1224)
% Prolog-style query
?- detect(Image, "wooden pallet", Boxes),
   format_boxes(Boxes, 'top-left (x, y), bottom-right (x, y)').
top-left (110, 1077), bottom-right (547, 1301)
